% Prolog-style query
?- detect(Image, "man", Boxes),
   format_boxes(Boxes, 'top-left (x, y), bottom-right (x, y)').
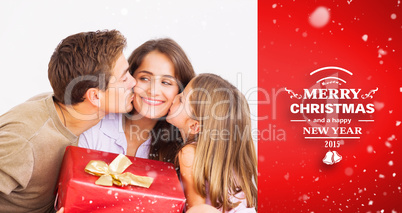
top-left (0, 30), bottom-right (136, 212)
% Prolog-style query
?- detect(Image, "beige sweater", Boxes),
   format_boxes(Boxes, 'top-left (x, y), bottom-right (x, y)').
top-left (0, 93), bottom-right (77, 213)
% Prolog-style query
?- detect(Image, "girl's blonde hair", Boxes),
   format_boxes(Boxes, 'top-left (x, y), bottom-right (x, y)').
top-left (184, 73), bottom-right (257, 211)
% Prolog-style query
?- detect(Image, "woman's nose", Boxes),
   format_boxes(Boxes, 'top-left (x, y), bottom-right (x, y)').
top-left (147, 78), bottom-right (161, 96)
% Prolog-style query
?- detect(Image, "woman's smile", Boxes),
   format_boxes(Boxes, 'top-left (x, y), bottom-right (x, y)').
top-left (141, 97), bottom-right (165, 106)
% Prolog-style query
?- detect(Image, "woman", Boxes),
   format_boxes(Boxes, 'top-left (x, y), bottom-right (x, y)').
top-left (79, 38), bottom-right (196, 163)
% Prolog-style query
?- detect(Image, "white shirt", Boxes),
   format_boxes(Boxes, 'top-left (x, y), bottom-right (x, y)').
top-left (78, 113), bottom-right (151, 159)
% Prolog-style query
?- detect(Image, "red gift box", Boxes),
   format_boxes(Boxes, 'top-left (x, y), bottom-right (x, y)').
top-left (55, 146), bottom-right (185, 212)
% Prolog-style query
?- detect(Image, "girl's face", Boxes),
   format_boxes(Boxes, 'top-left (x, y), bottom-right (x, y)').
top-left (132, 51), bottom-right (179, 119)
top-left (166, 83), bottom-right (195, 132)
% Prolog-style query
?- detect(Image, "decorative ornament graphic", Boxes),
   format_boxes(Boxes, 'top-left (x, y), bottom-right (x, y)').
top-left (361, 87), bottom-right (379, 99)
top-left (284, 88), bottom-right (302, 99)
top-left (322, 150), bottom-right (342, 165)
top-left (285, 66), bottom-right (378, 167)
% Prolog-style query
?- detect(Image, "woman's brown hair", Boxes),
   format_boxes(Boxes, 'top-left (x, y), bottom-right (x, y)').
top-left (127, 38), bottom-right (196, 163)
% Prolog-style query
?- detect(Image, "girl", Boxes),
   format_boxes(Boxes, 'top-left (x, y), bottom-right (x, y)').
top-left (167, 73), bottom-right (258, 212)
top-left (79, 38), bottom-right (195, 163)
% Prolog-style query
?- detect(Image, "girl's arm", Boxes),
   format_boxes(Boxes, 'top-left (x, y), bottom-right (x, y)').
top-left (179, 145), bottom-right (206, 209)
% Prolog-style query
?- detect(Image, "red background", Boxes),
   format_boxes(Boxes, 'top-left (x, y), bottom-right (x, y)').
top-left (258, 0), bottom-right (401, 212)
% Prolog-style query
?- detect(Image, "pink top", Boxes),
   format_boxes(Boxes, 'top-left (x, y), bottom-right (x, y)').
top-left (184, 142), bottom-right (256, 212)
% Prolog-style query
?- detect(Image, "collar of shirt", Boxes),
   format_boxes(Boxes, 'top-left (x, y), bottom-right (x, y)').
top-left (99, 113), bottom-right (126, 149)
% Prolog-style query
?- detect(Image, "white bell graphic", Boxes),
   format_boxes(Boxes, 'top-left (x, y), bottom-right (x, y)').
top-left (322, 151), bottom-right (334, 165)
top-left (332, 151), bottom-right (342, 163)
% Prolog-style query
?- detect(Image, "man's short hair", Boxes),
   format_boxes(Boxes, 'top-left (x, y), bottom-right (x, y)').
top-left (48, 30), bottom-right (126, 105)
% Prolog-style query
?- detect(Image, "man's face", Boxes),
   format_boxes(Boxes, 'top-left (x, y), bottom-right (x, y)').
top-left (101, 54), bottom-right (136, 114)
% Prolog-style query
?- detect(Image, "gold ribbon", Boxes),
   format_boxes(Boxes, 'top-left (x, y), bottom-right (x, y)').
top-left (84, 154), bottom-right (153, 188)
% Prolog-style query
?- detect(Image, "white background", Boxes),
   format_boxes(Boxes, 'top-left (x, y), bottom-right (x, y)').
top-left (0, 0), bottom-right (257, 133)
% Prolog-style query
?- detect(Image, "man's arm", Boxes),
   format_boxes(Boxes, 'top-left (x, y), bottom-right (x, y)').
top-left (0, 131), bottom-right (34, 194)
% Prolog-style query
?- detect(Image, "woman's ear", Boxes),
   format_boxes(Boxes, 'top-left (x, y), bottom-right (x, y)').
top-left (188, 119), bottom-right (200, 135)
top-left (85, 88), bottom-right (101, 107)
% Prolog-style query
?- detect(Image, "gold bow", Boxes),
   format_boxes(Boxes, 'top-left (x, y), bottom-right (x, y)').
top-left (84, 154), bottom-right (153, 188)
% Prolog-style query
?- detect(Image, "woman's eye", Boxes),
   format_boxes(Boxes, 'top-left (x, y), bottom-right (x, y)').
top-left (162, 81), bottom-right (172, 86)
top-left (139, 77), bottom-right (150, 82)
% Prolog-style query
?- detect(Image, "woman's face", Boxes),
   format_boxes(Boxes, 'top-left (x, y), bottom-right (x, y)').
top-left (132, 50), bottom-right (179, 119)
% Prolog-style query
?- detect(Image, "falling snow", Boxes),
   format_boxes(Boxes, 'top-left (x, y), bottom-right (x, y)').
top-left (373, 101), bottom-right (385, 110)
top-left (367, 145), bottom-right (374, 153)
top-left (378, 48), bottom-right (387, 58)
top-left (362, 34), bottom-right (368, 42)
top-left (385, 141), bottom-right (392, 148)
top-left (387, 135), bottom-right (396, 141)
top-left (284, 172), bottom-right (290, 180)
top-left (345, 167), bottom-right (354, 176)
top-left (309, 6), bottom-right (331, 28)
top-left (299, 194), bottom-right (310, 202)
